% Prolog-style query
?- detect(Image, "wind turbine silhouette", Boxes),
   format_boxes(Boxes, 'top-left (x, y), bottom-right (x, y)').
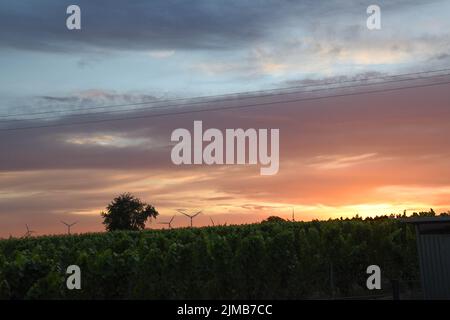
top-left (61, 221), bottom-right (77, 235)
top-left (23, 224), bottom-right (35, 237)
top-left (158, 215), bottom-right (175, 229)
top-left (177, 209), bottom-right (202, 227)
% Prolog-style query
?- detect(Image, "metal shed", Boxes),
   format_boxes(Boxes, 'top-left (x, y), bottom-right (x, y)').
top-left (405, 217), bottom-right (450, 299)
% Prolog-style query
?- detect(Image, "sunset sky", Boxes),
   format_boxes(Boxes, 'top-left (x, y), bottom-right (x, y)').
top-left (1, 0), bottom-right (450, 237)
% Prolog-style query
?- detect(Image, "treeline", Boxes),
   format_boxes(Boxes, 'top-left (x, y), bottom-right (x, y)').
top-left (0, 217), bottom-right (419, 299)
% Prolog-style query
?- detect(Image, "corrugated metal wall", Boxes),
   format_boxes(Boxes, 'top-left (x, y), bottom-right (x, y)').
top-left (417, 234), bottom-right (450, 299)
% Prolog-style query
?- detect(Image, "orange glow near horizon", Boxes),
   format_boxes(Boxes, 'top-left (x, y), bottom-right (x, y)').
top-left (1, 81), bottom-right (450, 238)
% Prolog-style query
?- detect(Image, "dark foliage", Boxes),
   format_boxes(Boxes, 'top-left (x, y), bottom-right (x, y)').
top-left (0, 217), bottom-right (420, 299)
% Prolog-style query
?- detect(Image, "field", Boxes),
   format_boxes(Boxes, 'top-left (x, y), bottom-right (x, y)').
top-left (0, 218), bottom-right (420, 299)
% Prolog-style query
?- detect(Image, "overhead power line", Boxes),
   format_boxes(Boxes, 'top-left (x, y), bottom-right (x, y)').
top-left (1, 70), bottom-right (450, 128)
top-left (2, 71), bottom-right (450, 125)
top-left (1, 78), bottom-right (449, 132)
top-left (1, 67), bottom-right (450, 120)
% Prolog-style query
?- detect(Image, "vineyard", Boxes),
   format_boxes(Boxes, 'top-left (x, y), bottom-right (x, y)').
top-left (0, 218), bottom-right (420, 299)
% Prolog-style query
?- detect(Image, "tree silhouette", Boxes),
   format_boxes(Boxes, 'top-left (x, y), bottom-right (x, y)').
top-left (262, 216), bottom-right (286, 223)
top-left (101, 193), bottom-right (159, 231)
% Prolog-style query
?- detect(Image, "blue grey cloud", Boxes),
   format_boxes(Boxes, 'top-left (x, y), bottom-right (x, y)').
top-left (0, 0), bottom-right (443, 53)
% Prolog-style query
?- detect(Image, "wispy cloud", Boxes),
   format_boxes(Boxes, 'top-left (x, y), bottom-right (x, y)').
top-left (308, 153), bottom-right (379, 170)
top-left (148, 50), bottom-right (176, 59)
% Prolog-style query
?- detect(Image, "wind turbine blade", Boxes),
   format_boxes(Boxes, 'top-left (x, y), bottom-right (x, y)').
top-left (192, 211), bottom-right (202, 217)
top-left (177, 209), bottom-right (191, 216)
top-left (170, 216), bottom-right (175, 223)
top-left (179, 211), bottom-right (191, 218)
